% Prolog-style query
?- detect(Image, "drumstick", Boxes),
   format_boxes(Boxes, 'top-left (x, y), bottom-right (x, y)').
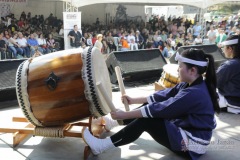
top-left (96, 81), bottom-right (116, 112)
top-left (115, 66), bottom-right (130, 111)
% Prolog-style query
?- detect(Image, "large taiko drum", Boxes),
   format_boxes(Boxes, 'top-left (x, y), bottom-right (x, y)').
top-left (159, 64), bottom-right (180, 88)
top-left (15, 47), bottom-right (112, 127)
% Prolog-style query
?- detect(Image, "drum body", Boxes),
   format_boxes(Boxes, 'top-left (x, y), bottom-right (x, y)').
top-left (159, 64), bottom-right (180, 88)
top-left (16, 47), bottom-right (112, 127)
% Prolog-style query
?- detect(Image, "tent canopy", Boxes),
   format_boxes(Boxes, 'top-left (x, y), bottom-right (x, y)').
top-left (66, 0), bottom-right (240, 9)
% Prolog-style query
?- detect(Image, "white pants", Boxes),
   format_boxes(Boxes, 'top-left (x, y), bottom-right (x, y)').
top-left (217, 92), bottom-right (227, 108)
top-left (217, 91), bottom-right (240, 114)
top-left (129, 43), bottom-right (138, 50)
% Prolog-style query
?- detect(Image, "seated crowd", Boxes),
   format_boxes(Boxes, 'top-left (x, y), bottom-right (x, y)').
top-left (0, 12), bottom-right (62, 59)
top-left (79, 14), bottom-right (240, 59)
top-left (1, 11), bottom-right (240, 60)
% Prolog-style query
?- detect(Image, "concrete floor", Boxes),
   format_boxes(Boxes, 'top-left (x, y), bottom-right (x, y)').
top-left (0, 83), bottom-right (240, 160)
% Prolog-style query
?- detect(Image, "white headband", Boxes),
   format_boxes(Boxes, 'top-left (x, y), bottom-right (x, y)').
top-left (175, 52), bottom-right (208, 67)
top-left (221, 39), bottom-right (238, 46)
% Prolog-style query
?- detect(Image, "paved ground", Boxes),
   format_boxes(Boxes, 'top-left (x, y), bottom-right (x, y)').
top-left (0, 83), bottom-right (239, 160)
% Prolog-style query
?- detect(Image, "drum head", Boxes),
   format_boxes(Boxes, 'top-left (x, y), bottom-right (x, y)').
top-left (163, 64), bottom-right (179, 78)
top-left (82, 46), bottom-right (112, 117)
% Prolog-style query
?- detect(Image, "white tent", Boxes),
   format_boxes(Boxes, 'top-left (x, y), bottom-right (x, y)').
top-left (67, 0), bottom-right (240, 9)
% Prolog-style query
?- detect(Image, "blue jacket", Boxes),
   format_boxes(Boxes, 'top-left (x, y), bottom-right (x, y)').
top-left (141, 77), bottom-right (216, 160)
top-left (217, 58), bottom-right (240, 106)
top-left (27, 38), bottom-right (39, 46)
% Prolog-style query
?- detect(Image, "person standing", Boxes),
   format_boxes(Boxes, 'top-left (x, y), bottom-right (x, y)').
top-left (68, 25), bottom-right (82, 48)
top-left (207, 26), bottom-right (216, 44)
top-left (193, 22), bottom-right (202, 38)
top-left (215, 28), bottom-right (227, 48)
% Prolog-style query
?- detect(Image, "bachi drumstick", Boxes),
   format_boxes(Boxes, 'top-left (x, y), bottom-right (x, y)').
top-left (115, 66), bottom-right (130, 111)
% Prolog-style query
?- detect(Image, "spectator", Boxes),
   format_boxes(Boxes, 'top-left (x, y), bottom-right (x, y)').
top-left (171, 22), bottom-right (178, 38)
top-left (153, 31), bottom-right (162, 48)
top-left (228, 26), bottom-right (237, 36)
top-left (185, 33), bottom-right (194, 46)
top-left (135, 30), bottom-right (144, 49)
top-left (7, 20), bottom-right (18, 33)
top-left (120, 35), bottom-right (129, 51)
top-left (175, 34), bottom-right (184, 50)
top-left (106, 32), bottom-right (116, 52)
top-left (194, 35), bottom-right (203, 45)
top-left (18, 17), bottom-right (25, 29)
top-left (6, 33), bottom-right (23, 59)
top-left (91, 33), bottom-right (97, 46)
top-left (142, 30), bottom-right (149, 49)
top-left (0, 33), bottom-right (11, 59)
top-left (127, 32), bottom-right (138, 50)
top-left (161, 40), bottom-right (174, 58)
top-left (27, 33), bottom-right (43, 57)
top-left (177, 22), bottom-right (185, 35)
top-left (216, 28), bottom-right (227, 48)
top-left (168, 33), bottom-right (175, 50)
top-left (86, 33), bottom-right (93, 46)
top-left (145, 42), bottom-right (153, 49)
top-left (207, 25), bottom-right (217, 44)
top-left (160, 30), bottom-right (167, 43)
top-left (59, 24), bottom-right (64, 36)
top-left (47, 33), bottom-right (58, 52)
top-left (16, 32), bottom-right (30, 58)
top-left (193, 22), bottom-right (202, 38)
top-left (38, 33), bottom-right (50, 54)
top-left (186, 24), bottom-right (194, 35)
top-left (20, 11), bottom-right (26, 20)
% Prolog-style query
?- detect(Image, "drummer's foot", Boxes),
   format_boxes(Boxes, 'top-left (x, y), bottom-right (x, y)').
top-left (103, 115), bottom-right (120, 132)
top-left (82, 127), bottom-right (115, 155)
top-left (91, 117), bottom-right (106, 137)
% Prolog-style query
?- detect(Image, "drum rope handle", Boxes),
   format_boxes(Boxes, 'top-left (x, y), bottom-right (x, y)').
top-left (96, 81), bottom-right (117, 112)
top-left (34, 125), bottom-right (66, 138)
top-left (115, 66), bottom-right (130, 111)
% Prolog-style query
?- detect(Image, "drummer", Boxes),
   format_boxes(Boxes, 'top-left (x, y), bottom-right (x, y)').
top-left (83, 48), bottom-right (220, 160)
top-left (216, 35), bottom-right (240, 113)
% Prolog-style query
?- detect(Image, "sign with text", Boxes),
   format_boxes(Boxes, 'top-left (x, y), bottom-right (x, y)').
top-left (63, 12), bottom-right (81, 30)
top-left (0, 0), bottom-right (28, 4)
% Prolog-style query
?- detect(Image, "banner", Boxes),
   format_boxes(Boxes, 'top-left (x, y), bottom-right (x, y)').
top-left (0, 0), bottom-right (28, 4)
top-left (0, 3), bottom-right (10, 17)
top-left (63, 12), bottom-right (82, 50)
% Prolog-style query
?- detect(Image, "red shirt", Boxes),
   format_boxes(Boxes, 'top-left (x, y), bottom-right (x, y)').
top-left (92, 37), bottom-right (97, 45)
top-left (18, 21), bottom-right (25, 27)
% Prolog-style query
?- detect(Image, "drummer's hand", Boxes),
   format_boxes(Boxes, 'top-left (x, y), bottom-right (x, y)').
top-left (110, 109), bottom-right (126, 120)
top-left (121, 95), bottom-right (135, 104)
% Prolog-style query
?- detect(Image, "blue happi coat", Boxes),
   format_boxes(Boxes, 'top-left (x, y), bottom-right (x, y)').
top-left (141, 76), bottom-right (216, 160)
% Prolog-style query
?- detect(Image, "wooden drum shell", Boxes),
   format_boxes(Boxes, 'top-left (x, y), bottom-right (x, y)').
top-left (159, 64), bottom-right (180, 88)
top-left (19, 51), bottom-right (91, 126)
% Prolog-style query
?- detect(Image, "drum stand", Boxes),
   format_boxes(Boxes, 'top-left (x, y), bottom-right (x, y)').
top-left (0, 116), bottom-right (105, 160)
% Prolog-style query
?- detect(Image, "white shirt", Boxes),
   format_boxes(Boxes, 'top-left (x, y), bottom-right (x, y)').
top-left (37, 38), bottom-right (47, 45)
top-left (59, 29), bottom-right (64, 36)
top-left (194, 38), bottom-right (203, 44)
top-left (16, 38), bottom-right (27, 46)
top-left (127, 35), bottom-right (135, 43)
